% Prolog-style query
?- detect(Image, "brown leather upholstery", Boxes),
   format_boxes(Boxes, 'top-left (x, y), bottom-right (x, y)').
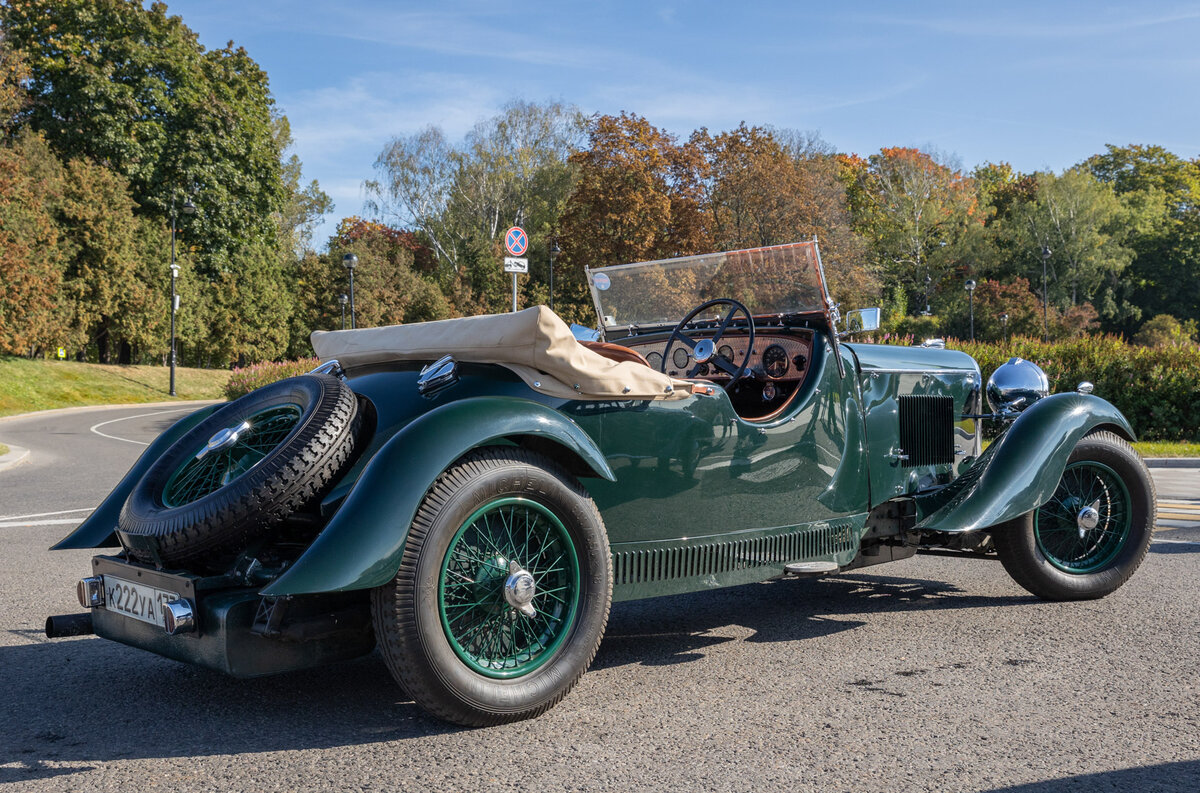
top-left (579, 341), bottom-right (651, 367)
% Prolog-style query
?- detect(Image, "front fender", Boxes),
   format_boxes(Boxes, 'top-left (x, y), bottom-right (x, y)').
top-left (50, 404), bottom-right (224, 550)
top-left (914, 393), bottom-right (1135, 533)
top-left (259, 396), bottom-right (614, 597)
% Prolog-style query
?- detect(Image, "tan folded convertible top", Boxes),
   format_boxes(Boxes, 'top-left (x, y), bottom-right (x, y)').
top-left (310, 305), bottom-right (691, 401)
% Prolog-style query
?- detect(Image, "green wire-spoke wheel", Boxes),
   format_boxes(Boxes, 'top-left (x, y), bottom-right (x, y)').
top-left (117, 374), bottom-right (360, 570)
top-left (162, 404), bottom-right (303, 507)
top-left (373, 447), bottom-right (612, 727)
top-left (1034, 461), bottom-right (1131, 574)
top-left (993, 431), bottom-right (1155, 601)
top-left (439, 498), bottom-right (581, 678)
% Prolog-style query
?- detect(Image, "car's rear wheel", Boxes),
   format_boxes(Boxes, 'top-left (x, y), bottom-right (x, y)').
top-left (993, 431), bottom-right (1155, 600)
top-left (117, 374), bottom-right (360, 570)
top-left (372, 446), bottom-right (611, 726)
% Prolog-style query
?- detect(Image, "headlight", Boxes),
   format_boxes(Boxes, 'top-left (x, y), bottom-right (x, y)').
top-left (986, 357), bottom-right (1049, 416)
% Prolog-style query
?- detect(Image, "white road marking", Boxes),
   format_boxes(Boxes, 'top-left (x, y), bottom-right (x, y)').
top-left (0, 507), bottom-right (93, 521)
top-left (0, 517), bottom-right (87, 528)
top-left (89, 407), bottom-right (194, 446)
top-left (1151, 538), bottom-right (1200, 547)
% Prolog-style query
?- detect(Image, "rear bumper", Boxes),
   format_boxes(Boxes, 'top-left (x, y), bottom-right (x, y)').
top-left (84, 555), bottom-right (375, 678)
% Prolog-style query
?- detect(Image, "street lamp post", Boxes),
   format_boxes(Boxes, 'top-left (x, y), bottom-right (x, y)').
top-left (549, 239), bottom-right (560, 313)
top-left (338, 293), bottom-right (348, 330)
top-left (964, 279), bottom-right (976, 342)
top-left (922, 274), bottom-right (932, 316)
top-left (1000, 312), bottom-right (1009, 344)
top-left (1041, 245), bottom-right (1051, 342)
top-left (169, 196), bottom-right (195, 397)
top-left (342, 253), bottom-right (358, 329)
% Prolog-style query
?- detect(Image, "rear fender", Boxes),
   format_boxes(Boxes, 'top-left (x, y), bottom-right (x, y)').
top-left (259, 396), bottom-right (613, 597)
top-left (913, 393), bottom-right (1135, 533)
top-left (50, 404), bottom-right (224, 550)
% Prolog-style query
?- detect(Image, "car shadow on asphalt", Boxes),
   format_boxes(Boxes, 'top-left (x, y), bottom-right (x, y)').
top-left (981, 759), bottom-right (1200, 792)
top-left (0, 571), bottom-right (1027, 781)
top-left (593, 572), bottom-right (1028, 671)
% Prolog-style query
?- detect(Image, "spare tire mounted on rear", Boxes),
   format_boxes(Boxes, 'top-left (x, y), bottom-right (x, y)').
top-left (117, 373), bottom-right (360, 569)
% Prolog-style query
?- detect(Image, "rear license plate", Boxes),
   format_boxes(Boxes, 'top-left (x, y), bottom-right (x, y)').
top-left (102, 575), bottom-right (180, 628)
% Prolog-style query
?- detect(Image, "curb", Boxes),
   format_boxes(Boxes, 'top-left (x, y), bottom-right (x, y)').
top-left (0, 444), bottom-right (30, 473)
top-left (1144, 458), bottom-right (1200, 469)
top-left (0, 399), bottom-right (223, 424)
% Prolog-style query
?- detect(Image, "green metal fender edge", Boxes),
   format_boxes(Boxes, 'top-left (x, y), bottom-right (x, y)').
top-left (259, 396), bottom-right (614, 597)
top-left (913, 392), bottom-right (1135, 533)
top-left (50, 404), bottom-right (223, 550)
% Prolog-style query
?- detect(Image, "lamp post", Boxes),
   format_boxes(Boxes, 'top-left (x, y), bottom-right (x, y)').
top-left (169, 195), bottom-right (195, 397)
top-left (549, 238), bottom-right (560, 313)
top-left (1040, 245), bottom-right (1051, 342)
top-left (338, 293), bottom-right (348, 330)
top-left (342, 253), bottom-right (358, 329)
top-left (1000, 312), bottom-right (1009, 343)
top-left (921, 274), bottom-right (932, 316)
top-left (964, 279), bottom-right (976, 342)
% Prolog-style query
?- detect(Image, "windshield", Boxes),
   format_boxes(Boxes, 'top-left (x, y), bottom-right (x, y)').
top-left (586, 241), bottom-right (831, 332)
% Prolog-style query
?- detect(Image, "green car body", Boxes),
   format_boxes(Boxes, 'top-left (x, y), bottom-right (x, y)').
top-left (50, 242), bottom-right (1146, 707)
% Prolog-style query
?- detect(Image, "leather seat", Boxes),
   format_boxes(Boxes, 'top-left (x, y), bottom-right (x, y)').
top-left (579, 341), bottom-right (651, 368)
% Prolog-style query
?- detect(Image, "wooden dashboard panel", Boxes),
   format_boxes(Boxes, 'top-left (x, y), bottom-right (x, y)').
top-left (623, 331), bottom-right (812, 382)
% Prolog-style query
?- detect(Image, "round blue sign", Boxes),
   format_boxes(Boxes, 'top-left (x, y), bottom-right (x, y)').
top-left (592, 272), bottom-right (611, 291)
top-left (504, 226), bottom-right (528, 256)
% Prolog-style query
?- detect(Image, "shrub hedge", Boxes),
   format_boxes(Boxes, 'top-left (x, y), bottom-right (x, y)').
top-left (224, 357), bottom-right (318, 400)
top-left (949, 335), bottom-right (1200, 441)
top-left (223, 335), bottom-right (1199, 441)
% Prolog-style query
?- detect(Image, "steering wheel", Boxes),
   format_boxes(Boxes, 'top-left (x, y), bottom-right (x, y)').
top-left (659, 298), bottom-right (755, 389)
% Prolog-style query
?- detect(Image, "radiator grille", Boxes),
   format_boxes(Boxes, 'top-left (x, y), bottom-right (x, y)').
top-left (612, 522), bottom-right (856, 586)
top-left (899, 394), bottom-right (955, 467)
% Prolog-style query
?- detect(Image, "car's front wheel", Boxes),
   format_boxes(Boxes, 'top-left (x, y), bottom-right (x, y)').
top-left (371, 446), bottom-right (612, 726)
top-left (993, 431), bottom-right (1155, 600)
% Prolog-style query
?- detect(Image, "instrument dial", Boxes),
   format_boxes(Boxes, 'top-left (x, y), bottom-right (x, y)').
top-left (717, 345), bottom-right (734, 363)
top-left (762, 344), bottom-right (789, 378)
top-left (646, 351), bottom-right (664, 371)
top-left (672, 347), bottom-right (690, 369)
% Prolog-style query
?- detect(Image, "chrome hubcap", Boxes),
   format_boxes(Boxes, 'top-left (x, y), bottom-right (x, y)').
top-left (196, 421), bottom-right (251, 460)
top-left (503, 560), bottom-right (537, 617)
top-left (1076, 502), bottom-right (1101, 538)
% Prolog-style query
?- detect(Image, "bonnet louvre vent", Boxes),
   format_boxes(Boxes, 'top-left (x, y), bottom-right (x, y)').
top-left (899, 395), bottom-right (954, 467)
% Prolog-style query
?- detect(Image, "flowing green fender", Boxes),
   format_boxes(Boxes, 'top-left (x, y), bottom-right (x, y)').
top-left (913, 392), bottom-right (1136, 533)
top-left (259, 396), bottom-right (615, 597)
top-left (51, 404), bottom-right (223, 550)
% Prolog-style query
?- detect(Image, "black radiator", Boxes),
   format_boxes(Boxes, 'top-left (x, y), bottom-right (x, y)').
top-left (899, 395), bottom-right (955, 467)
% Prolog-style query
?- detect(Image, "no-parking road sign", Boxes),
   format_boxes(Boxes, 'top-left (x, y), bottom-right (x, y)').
top-left (504, 226), bottom-right (529, 257)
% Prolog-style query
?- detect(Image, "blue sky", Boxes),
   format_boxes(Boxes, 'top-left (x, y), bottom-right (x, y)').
top-left (167, 1), bottom-right (1200, 248)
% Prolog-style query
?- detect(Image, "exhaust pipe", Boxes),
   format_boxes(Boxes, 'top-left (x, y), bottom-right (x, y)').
top-left (45, 613), bottom-right (94, 638)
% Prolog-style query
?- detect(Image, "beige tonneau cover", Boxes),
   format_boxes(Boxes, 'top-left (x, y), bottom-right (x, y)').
top-left (310, 305), bottom-right (691, 401)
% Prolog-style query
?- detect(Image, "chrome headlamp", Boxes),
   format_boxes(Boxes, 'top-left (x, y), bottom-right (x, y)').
top-left (986, 357), bottom-right (1049, 417)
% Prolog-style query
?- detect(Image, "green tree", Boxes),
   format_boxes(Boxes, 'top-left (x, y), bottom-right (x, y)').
top-left (999, 168), bottom-right (1133, 322)
top-left (1086, 144), bottom-right (1200, 330)
top-left (850, 147), bottom-right (984, 315)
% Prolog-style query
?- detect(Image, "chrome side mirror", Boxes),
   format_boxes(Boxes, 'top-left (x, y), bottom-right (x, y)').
top-left (840, 307), bottom-right (881, 337)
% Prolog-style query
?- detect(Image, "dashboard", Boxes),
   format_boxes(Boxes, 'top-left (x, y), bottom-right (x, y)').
top-left (619, 330), bottom-right (815, 420)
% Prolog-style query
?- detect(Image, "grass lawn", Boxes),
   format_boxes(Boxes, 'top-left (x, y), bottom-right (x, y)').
top-left (0, 357), bottom-right (230, 418)
top-left (1132, 440), bottom-right (1200, 458)
top-left (0, 442), bottom-right (8, 456)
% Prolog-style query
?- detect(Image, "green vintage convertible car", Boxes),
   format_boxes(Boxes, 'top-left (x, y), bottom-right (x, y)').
top-left (49, 241), bottom-right (1155, 726)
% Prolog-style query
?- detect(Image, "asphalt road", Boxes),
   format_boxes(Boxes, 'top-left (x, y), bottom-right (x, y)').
top-left (1, 406), bottom-right (1198, 793)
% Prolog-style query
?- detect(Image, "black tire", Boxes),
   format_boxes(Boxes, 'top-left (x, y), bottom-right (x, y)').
top-left (117, 374), bottom-right (360, 569)
top-left (372, 446), bottom-right (612, 726)
top-left (992, 431), bottom-right (1155, 601)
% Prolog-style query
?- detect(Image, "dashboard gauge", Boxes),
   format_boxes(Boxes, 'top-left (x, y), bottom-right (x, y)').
top-left (717, 345), bottom-right (734, 363)
top-left (762, 344), bottom-right (789, 378)
top-left (646, 351), bottom-right (664, 371)
top-left (761, 381), bottom-right (777, 401)
top-left (672, 346), bottom-right (690, 369)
